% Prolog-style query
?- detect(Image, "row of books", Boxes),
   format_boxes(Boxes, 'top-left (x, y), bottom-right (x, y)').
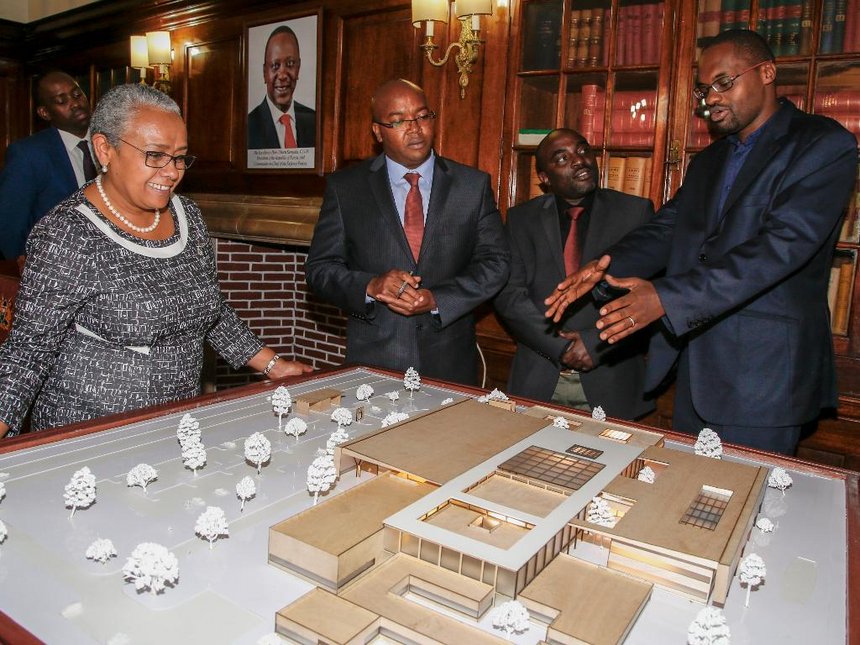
top-left (576, 85), bottom-right (657, 147)
top-left (829, 251), bottom-right (855, 334)
top-left (615, 2), bottom-right (664, 66)
top-left (696, 0), bottom-right (749, 56)
top-left (567, 8), bottom-right (608, 68)
top-left (820, 0), bottom-right (860, 54)
top-left (522, 154), bottom-right (653, 201)
top-left (522, 3), bottom-right (563, 71)
top-left (755, 0), bottom-right (811, 57)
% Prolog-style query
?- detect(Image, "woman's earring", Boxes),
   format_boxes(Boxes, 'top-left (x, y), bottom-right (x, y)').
top-left (101, 165), bottom-right (108, 173)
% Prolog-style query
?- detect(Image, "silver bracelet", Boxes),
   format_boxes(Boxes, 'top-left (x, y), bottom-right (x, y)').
top-left (263, 353), bottom-right (281, 377)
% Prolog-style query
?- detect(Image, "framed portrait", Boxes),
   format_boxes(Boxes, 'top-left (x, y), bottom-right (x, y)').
top-left (245, 13), bottom-right (320, 171)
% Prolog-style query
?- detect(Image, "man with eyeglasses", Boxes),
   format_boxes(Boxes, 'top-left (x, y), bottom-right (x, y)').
top-left (544, 29), bottom-right (857, 455)
top-left (305, 78), bottom-right (510, 385)
top-left (0, 71), bottom-right (94, 260)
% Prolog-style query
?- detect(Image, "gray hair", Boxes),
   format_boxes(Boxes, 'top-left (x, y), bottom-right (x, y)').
top-left (90, 84), bottom-right (181, 146)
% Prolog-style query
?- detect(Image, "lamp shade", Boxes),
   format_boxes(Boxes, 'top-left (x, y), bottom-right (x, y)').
top-left (130, 35), bottom-right (149, 68)
top-left (146, 31), bottom-right (172, 66)
top-left (455, 0), bottom-right (492, 16)
top-left (412, 0), bottom-right (449, 25)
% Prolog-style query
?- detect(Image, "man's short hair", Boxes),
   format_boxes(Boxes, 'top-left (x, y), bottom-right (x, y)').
top-left (702, 29), bottom-right (774, 64)
top-left (265, 25), bottom-right (299, 56)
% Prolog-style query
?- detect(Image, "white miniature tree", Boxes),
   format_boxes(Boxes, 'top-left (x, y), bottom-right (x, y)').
top-left (381, 411), bottom-right (410, 427)
top-left (695, 428), bottom-right (723, 459)
top-left (755, 517), bottom-right (775, 533)
top-left (490, 600), bottom-right (530, 639)
top-left (441, 397), bottom-right (454, 405)
top-left (591, 405), bottom-right (606, 421)
top-left (386, 390), bottom-right (400, 403)
top-left (176, 413), bottom-right (201, 447)
top-left (86, 538), bottom-right (117, 564)
top-left (767, 467), bottom-right (793, 495)
top-left (327, 427), bottom-right (350, 454)
top-left (738, 553), bottom-right (766, 607)
top-left (284, 417), bottom-right (308, 440)
top-left (307, 452), bottom-right (338, 505)
top-left (126, 464), bottom-right (158, 494)
top-left (0, 519), bottom-right (6, 544)
top-left (244, 432), bottom-right (272, 475)
top-left (236, 476), bottom-right (256, 511)
top-left (330, 407), bottom-right (353, 428)
top-left (479, 388), bottom-right (509, 403)
top-left (403, 367), bottom-right (421, 397)
top-left (182, 441), bottom-right (207, 475)
top-left (271, 386), bottom-right (292, 430)
top-left (552, 415), bottom-right (570, 429)
top-left (355, 384), bottom-right (374, 404)
top-left (586, 496), bottom-right (615, 527)
top-left (637, 465), bottom-right (656, 483)
top-left (687, 606), bottom-right (731, 645)
top-left (122, 542), bottom-right (179, 594)
top-left (64, 466), bottom-right (96, 519)
top-left (195, 506), bottom-right (229, 549)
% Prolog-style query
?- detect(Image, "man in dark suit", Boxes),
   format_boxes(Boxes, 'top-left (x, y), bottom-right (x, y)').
top-left (0, 71), bottom-right (94, 260)
top-left (247, 25), bottom-right (316, 149)
top-left (546, 30), bottom-right (857, 454)
top-left (495, 129), bottom-right (655, 419)
top-left (305, 79), bottom-right (509, 385)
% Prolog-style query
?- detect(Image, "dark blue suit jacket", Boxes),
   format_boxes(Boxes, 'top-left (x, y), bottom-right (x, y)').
top-left (606, 99), bottom-right (858, 426)
top-left (247, 98), bottom-right (316, 149)
top-left (0, 127), bottom-right (79, 259)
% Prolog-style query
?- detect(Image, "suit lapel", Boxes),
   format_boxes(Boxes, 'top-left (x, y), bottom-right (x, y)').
top-left (535, 194), bottom-right (566, 279)
top-left (50, 128), bottom-right (78, 190)
top-left (420, 156), bottom-right (452, 263)
top-left (368, 154), bottom-right (415, 263)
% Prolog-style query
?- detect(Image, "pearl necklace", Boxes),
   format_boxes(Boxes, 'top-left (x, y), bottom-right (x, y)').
top-left (95, 175), bottom-right (161, 234)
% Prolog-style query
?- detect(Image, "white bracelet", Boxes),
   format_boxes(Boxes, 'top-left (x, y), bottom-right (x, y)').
top-left (263, 354), bottom-right (281, 377)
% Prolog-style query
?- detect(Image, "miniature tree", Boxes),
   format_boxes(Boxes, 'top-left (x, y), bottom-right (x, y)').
top-left (767, 467), bottom-right (793, 495)
top-left (330, 407), bottom-right (353, 428)
top-left (284, 417), bottom-right (308, 440)
top-left (755, 517), bottom-right (774, 533)
top-left (738, 552), bottom-right (766, 607)
top-left (637, 465), bottom-right (656, 483)
top-left (591, 405), bottom-right (606, 421)
top-left (381, 411), bottom-right (410, 427)
top-left (127, 464), bottom-right (158, 494)
top-left (386, 391), bottom-right (400, 403)
top-left (122, 542), bottom-right (179, 594)
top-left (687, 606), bottom-right (731, 645)
top-left (586, 496), bottom-right (615, 527)
top-left (403, 367), bottom-right (421, 397)
top-left (441, 397), bottom-right (454, 405)
top-left (490, 600), bottom-right (530, 639)
top-left (695, 428), bottom-right (723, 459)
top-left (86, 538), bottom-right (117, 564)
top-left (236, 476), bottom-right (256, 511)
top-left (355, 384), bottom-right (374, 404)
top-left (271, 386), bottom-right (292, 430)
top-left (64, 466), bottom-right (96, 518)
top-left (552, 416), bottom-right (570, 429)
top-left (195, 506), bottom-right (229, 549)
top-left (176, 413), bottom-right (201, 447)
top-left (0, 519), bottom-right (6, 544)
top-left (307, 452), bottom-right (338, 505)
top-left (244, 432), bottom-right (272, 475)
top-left (326, 427), bottom-right (350, 454)
top-left (479, 388), bottom-right (509, 403)
top-left (182, 440), bottom-right (207, 475)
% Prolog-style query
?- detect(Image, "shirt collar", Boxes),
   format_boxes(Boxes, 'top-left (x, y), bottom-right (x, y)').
top-left (554, 189), bottom-right (595, 215)
top-left (265, 95), bottom-right (296, 124)
top-left (726, 99), bottom-right (785, 150)
top-left (385, 150), bottom-right (436, 185)
top-left (57, 127), bottom-right (90, 153)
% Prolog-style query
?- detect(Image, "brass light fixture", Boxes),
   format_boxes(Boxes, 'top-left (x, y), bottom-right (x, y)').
top-left (412, 0), bottom-right (494, 98)
top-left (128, 31), bottom-right (173, 95)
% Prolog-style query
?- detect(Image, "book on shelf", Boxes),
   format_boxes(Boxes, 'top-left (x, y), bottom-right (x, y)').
top-left (641, 2), bottom-right (663, 65)
top-left (628, 4), bottom-right (643, 65)
top-left (578, 84), bottom-right (602, 145)
top-left (834, 0), bottom-right (848, 52)
top-left (831, 254), bottom-right (855, 334)
top-left (588, 8), bottom-right (605, 68)
top-left (616, 5), bottom-right (627, 65)
top-left (622, 155), bottom-right (651, 197)
top-left (820, 0), bottom-right (838, 53)
top-left (518, 129), bottom-right (553, 146)
top-left (576, 9), bottom-right (593, 67)
top-left (814, 91), bottom-right (860, 111)
top-left (844, 0), bottom-right (860, 52)
top-left (783, 0), bottom-right (803, 55)
top-left (799, 0), bottom-right (815, 53)
top-left (567, 10), bottom-right (582, 68)
top-left (606, 156), bottom-right (626, 191)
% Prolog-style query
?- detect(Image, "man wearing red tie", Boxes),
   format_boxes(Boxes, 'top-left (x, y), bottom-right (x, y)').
top-left (247, 25), bottom-right (316, 150)
top-left (494, 129), bottom-right (655, 418)
top-left (305, 79), bottom-right (509, 385)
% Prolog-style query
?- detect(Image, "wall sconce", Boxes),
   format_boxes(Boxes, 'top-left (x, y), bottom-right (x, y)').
top-left (412, 0), bottom-right (494, 98)
top-left (128, 31), bottom-right (172, 95)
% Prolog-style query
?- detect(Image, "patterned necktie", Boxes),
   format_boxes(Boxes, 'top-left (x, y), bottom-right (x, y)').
top-left (563, 206), bottom-right (585, 275)
top-left (278, 113), bottom-right (297, 148)
top-left (77, 139), bottom-right (97, 182)
top-left (403, 173), bottom-right (424, 261)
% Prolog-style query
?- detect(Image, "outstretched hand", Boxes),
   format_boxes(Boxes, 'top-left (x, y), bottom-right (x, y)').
top-left (544, 254), bottom-right (611, 323)
top-left (595, 275), bottom-right (664, 344)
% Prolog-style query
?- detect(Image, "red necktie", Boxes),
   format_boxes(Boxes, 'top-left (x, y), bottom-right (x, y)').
top-left (563, 206), bottom-right (585, 276)
top-left (278, 114), bottom-right (297, 148)
top-left (403, 173), bottom-right (424, 261)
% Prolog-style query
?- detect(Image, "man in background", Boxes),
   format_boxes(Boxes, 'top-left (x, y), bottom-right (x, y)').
top-left (495, 128), bottom-right (655, 419)
top-left (247, 25), bottom-right (316, 149)
top-left (0, 71), bottom-right (94, 260)
top-left (305, 79), bottom-right (509, 385)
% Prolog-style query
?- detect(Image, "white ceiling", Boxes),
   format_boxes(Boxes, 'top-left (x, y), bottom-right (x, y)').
top-left (0, 0), bottom-right (100, 24)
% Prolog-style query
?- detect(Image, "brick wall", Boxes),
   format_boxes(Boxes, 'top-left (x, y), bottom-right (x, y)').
top-left (212, 239), bottom-right (346, 389)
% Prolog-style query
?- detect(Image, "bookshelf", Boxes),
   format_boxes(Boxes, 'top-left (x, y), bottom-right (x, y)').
top-left (505, 0), bottom-right (860, 467)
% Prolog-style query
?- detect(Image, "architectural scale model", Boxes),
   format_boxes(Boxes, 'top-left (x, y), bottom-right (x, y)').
top-left (270, 395), bottom-right (769, 643)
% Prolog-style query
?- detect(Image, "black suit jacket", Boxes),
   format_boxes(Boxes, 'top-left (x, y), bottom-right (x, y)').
top-left (247, 98), bottom-right (316, 149)
top-left (607, 99), bottom-right (858, 426)
top-left (494, 190), bottom-right (655, 419)
top-left (305, 153), bottom-right (510, 385)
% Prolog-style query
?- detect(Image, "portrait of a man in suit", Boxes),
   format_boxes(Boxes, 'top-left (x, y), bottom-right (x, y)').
top-left (246, 16), bottom-right (318, 169)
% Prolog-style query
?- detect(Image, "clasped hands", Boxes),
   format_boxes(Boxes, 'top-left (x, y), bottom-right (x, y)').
top-left (367, 269), bottom-right (437, 316)
top-left (544, 254), bottom-right (665, 344)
